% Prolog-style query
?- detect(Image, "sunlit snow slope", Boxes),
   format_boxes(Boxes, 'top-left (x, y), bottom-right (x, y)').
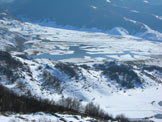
top-left (0, 15), bottom-right (162, 121)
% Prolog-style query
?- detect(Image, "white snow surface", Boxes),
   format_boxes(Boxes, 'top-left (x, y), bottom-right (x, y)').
top-left (0, 112), bottom-right (96, 122)
top-left (1, 56), bottom-right (162, 121)
top-left (0, 17), bottom-right (162, 121)
top-left (0, 18), bottom-right (162, 64)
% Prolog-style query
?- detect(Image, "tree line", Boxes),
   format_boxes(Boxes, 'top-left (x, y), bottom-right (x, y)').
top-left (0, 84), bottom-right (130, 122)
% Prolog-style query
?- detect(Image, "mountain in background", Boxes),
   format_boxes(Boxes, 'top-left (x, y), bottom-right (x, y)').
top-left (1, 0), bottom-right (162, 34)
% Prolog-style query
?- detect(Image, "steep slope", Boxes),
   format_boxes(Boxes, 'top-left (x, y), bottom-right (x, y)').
top-left (0, 51), bottom-right (162, 121)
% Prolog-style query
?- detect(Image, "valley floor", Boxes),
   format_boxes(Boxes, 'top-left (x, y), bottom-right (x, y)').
top-left (95, 84), bottom-right (162, 122)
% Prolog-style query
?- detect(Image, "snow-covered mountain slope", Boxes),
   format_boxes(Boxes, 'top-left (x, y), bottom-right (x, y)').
top-left (2, 0), bottom-right (162, 33)
top-left (0, 50), bottom-right (162, 121)
top-left (0, 11), bottom-right (162, 121)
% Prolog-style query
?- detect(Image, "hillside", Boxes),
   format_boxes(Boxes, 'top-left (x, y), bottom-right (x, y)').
top-left (2, 0), bottom-right (162, 33)
top-left (0, 1), bottom-right (162, 121)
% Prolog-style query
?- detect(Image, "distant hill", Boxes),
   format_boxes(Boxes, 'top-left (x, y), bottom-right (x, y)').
top-left (3, 0), bottom-right (162, 33)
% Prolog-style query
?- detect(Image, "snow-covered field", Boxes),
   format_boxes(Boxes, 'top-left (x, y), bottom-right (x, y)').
top-left (0, 17), bottom-right (162, 121)
top-left (1, 18), bottom-right (162, 64)
top-left (96, 84), bottom-right (162, 121)
top-left (0, 112), bottom-right (96, 122)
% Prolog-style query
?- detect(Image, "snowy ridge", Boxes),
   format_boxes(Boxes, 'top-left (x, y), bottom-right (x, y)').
top-left (136, 24), bottom-right (162, 41)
